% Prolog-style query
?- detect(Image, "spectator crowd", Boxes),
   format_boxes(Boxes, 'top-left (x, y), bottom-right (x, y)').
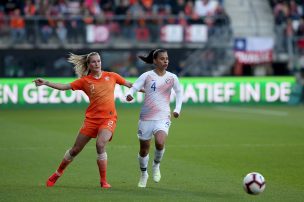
top-left (270, 0), bottom-right (304, 53)
top-left (0, 0), bottom-right (229, 45)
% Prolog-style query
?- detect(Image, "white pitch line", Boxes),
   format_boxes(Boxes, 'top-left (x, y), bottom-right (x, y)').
top-left (215, 106), bottom-right (289, 116)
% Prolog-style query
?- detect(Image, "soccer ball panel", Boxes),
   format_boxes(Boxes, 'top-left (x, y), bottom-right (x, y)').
top-left (243, 172), bottom-right (266, 195)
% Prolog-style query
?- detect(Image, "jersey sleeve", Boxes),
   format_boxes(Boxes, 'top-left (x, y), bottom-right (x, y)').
top-left (132, 72), bottom-right (148, 91)
top-left (70, 78), bottom-right (85, 91)
top-left (112, 72), bottom-right (126, 85)
top-left (126, 72), bottom-right (148, 97)
top-left (172, 74), bottom-right (183, 114)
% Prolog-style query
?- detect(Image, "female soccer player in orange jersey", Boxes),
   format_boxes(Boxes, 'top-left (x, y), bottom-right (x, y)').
top-left (33, 52), bottom-right (134, 189)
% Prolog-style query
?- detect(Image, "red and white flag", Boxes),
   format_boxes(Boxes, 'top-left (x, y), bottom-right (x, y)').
top-left (234, 37), bottom-right (274, 64)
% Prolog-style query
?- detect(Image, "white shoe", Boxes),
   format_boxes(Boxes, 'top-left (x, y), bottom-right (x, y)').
top-left (138, 172), bottom-right (149, 188)
top-left (152, 164), bottom-right (161, 183)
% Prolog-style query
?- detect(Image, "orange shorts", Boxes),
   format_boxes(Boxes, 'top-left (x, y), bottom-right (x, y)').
top-left (79, 117), bottom-right (117, 139)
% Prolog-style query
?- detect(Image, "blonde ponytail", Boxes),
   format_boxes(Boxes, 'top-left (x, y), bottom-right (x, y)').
top-left (68, 52), bottom-right (99, 78)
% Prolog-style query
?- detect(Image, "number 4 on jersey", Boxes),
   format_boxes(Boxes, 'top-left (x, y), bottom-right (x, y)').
top-left (151, 81), bottom-right (156, 91)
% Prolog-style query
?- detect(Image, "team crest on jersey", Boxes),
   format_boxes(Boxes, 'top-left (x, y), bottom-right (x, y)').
top-left (105, 76), bottom-right (110, 81)
top-left (165, 78), bottom-right (172, 84)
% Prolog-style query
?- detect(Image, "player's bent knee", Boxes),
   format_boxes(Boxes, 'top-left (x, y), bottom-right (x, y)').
top-left (139, 150), bottom-right (149, 157)
top-left (155, 144), bottom-right (165, 150)
top-left (96, 140), bottom-right (106, 147)
top-left (96, 142), bottom-right (107, 152)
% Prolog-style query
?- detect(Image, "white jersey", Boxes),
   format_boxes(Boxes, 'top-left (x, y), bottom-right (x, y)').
top-left (127, 70), bottom-right (183, 121)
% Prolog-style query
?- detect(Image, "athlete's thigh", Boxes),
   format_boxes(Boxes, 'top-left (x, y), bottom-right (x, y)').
top-left (97, 128), bottom-right (112, 143)
top-left (73, 133), bottom-right (92, 149)
top-left (154, 130), bottom-right (167, 145)
top-left (96, 128), bottom-right (112, 154)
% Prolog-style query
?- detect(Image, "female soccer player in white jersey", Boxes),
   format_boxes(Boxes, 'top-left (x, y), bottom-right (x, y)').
top-left (126, 49), bottom-right (183, 188)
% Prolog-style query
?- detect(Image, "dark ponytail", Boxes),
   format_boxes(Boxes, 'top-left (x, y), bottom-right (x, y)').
top-left (138, 49), bottom-right (167, 64)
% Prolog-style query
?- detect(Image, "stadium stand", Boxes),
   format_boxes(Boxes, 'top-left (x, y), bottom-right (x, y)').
top-left (0, 0), bottom-right (301, 78)
top-left (0, 0), bottom-right (230, 47)
top-left (226, 0), bottom-right (274, 37)
top-left (0, 0), bottom-right (233, 77)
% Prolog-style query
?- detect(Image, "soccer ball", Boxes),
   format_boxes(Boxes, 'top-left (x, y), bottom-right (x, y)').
top-left (243, 172), bottom-right (266, 195)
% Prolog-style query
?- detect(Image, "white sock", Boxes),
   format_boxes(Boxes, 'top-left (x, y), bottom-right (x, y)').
top-left (153, 148), bottom-right (165, 166)
top-left (138, 153), bottom-right (149, 174)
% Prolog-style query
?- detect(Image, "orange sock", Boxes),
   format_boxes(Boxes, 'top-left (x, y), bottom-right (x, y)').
top-left (57, 159), bottom-right (72, 174)
top-left (97, 159), bottom-right (108, 183)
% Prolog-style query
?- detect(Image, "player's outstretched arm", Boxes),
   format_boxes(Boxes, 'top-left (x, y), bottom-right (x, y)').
top-left (33, 78), bottom-right (71, 90)
top-left (124, 81), bottom-right (133, 88)
top-left (125, 73), bottom-right (147, 102)
top-left (124, 81), bottom-right (145, 93)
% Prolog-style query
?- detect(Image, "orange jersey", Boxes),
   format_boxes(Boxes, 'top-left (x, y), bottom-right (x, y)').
top-left (70, 71), bottom-right (126, 119)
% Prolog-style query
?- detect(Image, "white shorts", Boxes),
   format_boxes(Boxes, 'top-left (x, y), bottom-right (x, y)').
top-left (137, 119), bottom-right (171, 141)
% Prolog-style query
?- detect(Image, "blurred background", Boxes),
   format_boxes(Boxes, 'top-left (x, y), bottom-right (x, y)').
top-left (0, 0), bottom-right (304, 105)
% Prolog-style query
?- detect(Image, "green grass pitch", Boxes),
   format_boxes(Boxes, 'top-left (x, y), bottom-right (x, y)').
top-left (0, 105), bottom-right (303, 202)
